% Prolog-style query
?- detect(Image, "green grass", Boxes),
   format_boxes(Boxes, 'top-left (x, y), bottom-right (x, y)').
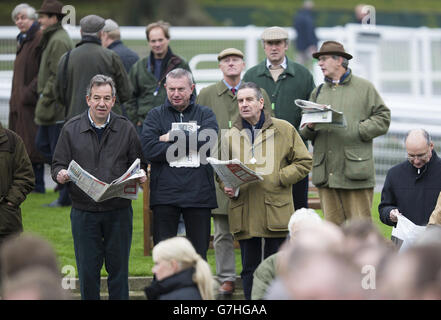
top-left (20, 190), bottom-right (390, 277)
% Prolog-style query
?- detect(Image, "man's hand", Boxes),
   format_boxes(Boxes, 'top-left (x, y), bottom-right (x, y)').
top-left (224, 187), bottom-right (237, 199)
top-left (159, 132), bottom-right (170, 142)
top-left (56, 169), bottom-right (70, 184)
top-left (390, 208), bottom-right (401, 223)
top-left (307, 123), bottom-right (315, 130)
top-left (137, 169), bottom-right (147, 184)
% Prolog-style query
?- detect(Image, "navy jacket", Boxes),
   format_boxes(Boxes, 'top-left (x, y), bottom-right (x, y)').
top-left (379, 150), bottom-right (441, 226)
top-left (144, 268), bottom-right (202, 300)
top-left (141, 95), bottom-right (218, 209)
top-left (108, 40), bottom-right (139, 73)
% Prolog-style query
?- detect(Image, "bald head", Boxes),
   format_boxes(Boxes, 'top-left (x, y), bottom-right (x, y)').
top-left (405, 129), bottom-right (433, 168)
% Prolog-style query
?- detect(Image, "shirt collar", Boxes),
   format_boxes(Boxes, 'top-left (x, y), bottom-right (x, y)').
top-left (222, 79), bottom-right (241, 91)
top-left (88, 110), bottom-right (110, 129)
top-left (266, 57), bottom-right (287, 70)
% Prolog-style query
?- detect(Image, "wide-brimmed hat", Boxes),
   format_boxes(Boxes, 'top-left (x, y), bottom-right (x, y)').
top-left (37, 0), bottom-right (66, 16)
top-left (218, 48), bottom-right (244, 61)
top-left (312, 41), bottom-right (353, 60)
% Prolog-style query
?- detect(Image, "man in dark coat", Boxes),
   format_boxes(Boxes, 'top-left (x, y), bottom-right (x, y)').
top-left (0, 123), bottom-right (35, 246)
top-left (141, 68), bottom-right (218, 260)
top-left (379, 129), bottom-right (441, 231)
top-left (9, 4), bottom-right (45, 193)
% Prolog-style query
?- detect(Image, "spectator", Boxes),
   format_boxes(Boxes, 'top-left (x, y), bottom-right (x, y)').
top-left (379, 129), bottom-right (441, 238)
top-left (220, 82), bottom-right (312, 299)
top-left (34, 0), bottom-right (73, 207)
top-left (101, 18), bottom-right (139, 73)
top-left (0, 124), bottom-right (35, 247)
top-left (51, 74), bottom-right (146, 300)
top-left (125, 20), bottom-right (192, 135)
top-left (141, 68), bottom-right (218, 260)
top-left (9, 3), bottom-right (45, 194)
top-left (55, 14), bottom-right (132, 121)
top-left (293, 0), bottom-right (318, 68)
top-left (300, 41), bottom-right (390, 225)
top-left (243, 26), bottom-right (315, 212)
top-left (144, 237), bottom-right (214, 300)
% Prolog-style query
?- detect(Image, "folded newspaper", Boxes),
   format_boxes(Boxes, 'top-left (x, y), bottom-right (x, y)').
top-left (207, 157), bottom-right (263, 190)
top-left (67, 158), bottom-right (143, 202)
top-left (295, 99), bottom-right (346, 128)
top-left (391, 214), bottom-right (426, 252)
top-left (169, 121), bottom-right (200, 168)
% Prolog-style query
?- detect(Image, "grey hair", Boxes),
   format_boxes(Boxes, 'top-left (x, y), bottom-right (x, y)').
top-left (405, 128), bottom-right (432, 146)
top-left (331, 55), bottom-right (349, 69)
top-left (166, 68), bottom-right (194, 86)
top-left (238, 82), bottom-right (264, 101)
top-left (86, 74), bottom-right (116, 97)
top-left (11, 3), bottom-right (37, 22)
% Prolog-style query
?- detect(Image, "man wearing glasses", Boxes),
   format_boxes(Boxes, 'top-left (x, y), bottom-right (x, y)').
top-left (379, 129), bottom-right (441, 231)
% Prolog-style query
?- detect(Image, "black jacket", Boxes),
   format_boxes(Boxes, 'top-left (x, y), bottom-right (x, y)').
top-left (51, 110), bottom-right (142, 212)
top-left (144, 268), bottom-right (202, 300)
top-left (379, 150), bottom-right (441, 226)
top-left (141, 95), bottom-right (218, 208)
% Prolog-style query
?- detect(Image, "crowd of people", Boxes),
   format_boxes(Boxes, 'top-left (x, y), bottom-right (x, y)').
top-left (1, 0), bottom-right (440, 301)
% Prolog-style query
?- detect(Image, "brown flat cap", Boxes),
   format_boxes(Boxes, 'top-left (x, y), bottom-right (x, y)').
top-left (218, 48), bottom-right (244, 61)
top-left (37, 0), bottom-right (65, 16)
top-left (312, 41), bottom-right (353, 60)
top-left (261, 26), bottom-right (288, 41)
top-left (80, 15), bottom-right (105, 33)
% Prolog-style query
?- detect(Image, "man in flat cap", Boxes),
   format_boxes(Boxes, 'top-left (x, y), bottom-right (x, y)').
top-left (125, 20), bottom-right (192, 135)
top-left (101, 19), bottom-right (139, 73)
top-left (35, 0), bottom-right (73, 207)
top-left (243, 26), bottom-right (315, 213)
top-left (300, 41), bottom-right (391, 225)
top-left (55, 14), bottom-right (132, 121)
top-left (196, 48), bottom-right (271, 295)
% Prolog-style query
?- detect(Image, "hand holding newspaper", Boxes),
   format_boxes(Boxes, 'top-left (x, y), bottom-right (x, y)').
top-left (207, 157), bottom-right (263, 190)
top-left (68, 158), bottom-right (144, 202)
top-left (391, 214), bottom-right (427, 252)
top-left (295, 99), bottom-right (346, 128)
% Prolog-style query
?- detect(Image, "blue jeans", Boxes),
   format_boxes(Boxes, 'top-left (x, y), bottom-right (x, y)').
top-left (70, 206), bottom-right (133, 300)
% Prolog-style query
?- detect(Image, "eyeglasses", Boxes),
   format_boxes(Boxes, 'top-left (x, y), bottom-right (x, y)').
top-left (407, 149), bottom-right (431, 161)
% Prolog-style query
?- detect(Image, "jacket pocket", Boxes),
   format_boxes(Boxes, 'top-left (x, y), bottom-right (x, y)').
top-left (311, 152), bottom-right (326, 186)
top-left (344, 147), bottom-right (372, 180)
top-left (228, 199), bottom-right (244, 234)
top-left (0, 202), bottom-right (22, 234)
top-left (264, 194), bottom-right (291, 232)
top-left (35, 97), bottom-right (56, 123)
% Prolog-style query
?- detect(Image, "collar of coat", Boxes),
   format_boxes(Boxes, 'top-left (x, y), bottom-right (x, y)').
top-left (76, 35), bottom-right (102, 48)
top-left (147, 47), bottom-right (183, 82)
top-left (164, 93), bottom-right (197, 114)
top-left (407, 149), bottom-right (439, 180)
top-left (255, 56), bottom-right (296, 79)
top-left (324, 69), bottom-right (352, 86)
top-left (216, 80), bottom-right (238, 99)
top-left (232, 108), bottom-right (273, 131)
top-left (78, 110), bottom-right (119, 134)
top-left (38, 21), bottom-right (63, 51)
top-left (16, 21), bottom-right (40, 47)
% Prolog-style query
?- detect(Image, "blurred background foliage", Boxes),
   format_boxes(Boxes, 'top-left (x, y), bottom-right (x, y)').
top-left (1, 0), bottom-right (441, 28)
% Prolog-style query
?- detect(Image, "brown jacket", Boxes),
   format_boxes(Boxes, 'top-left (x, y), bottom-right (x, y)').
top-left (429, 192), bottom-right (441, 225)
top-left (9, 22), bottom-right (44, 163)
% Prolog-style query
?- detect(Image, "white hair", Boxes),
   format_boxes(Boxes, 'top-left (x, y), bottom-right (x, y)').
top-left (11, 3), bottom-right (37, 22)
top-left (288, 208), bottom-right (322, 237)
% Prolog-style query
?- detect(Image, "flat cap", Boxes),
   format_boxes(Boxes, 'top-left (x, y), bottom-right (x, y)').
top-left (218, 48), bottom-right (244, 61)
top-left (261, 26), bottom-right (288, 41)
top-left (80, 15), bottom-right (105, 33)
top-left (103, 19), bottom-right (119, 33)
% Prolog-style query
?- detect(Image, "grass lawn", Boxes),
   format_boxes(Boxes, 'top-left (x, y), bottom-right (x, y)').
top-left (20, 190), bottom-right (391, 277)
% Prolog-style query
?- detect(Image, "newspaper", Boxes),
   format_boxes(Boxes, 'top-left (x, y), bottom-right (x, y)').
top-left (207, 157), bottom-right (264, 190)
top-left (391, 214), bottom-right (427, 252)
top-left (295, 99), bottom-right (346, 128)
top-left (67, 158), bottom-right (143, 202)
top-left (169, 122), bottom-right (200, 168)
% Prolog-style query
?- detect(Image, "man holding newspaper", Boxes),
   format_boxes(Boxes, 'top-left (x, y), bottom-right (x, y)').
top-left (51, 74), bottom-right (146, 300)
top-left (219, 82), bottom-right (312, 300)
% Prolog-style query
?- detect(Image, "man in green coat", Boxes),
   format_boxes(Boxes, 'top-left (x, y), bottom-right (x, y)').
top-left (220, 82), bottom-right (312, 300)
top-left (243, 26), bottom-right (315, 211)
top-left (34, 0), bottom-right (73, 207)
top-left (0, 123), bottom-right (35, 246)
top-left (300, 41), bottom-right (391, 225)
top-left (125, 20), bottom-right (191, 134)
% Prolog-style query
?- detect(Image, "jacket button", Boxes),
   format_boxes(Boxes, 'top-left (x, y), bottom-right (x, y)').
top-left (329, 173), bottom-right (333, 176)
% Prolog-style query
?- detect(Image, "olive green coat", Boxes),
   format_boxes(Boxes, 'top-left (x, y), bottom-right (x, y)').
top-left (300, 71), bottom-right (391, 189)
top-left (0, 123), bottom-right (35, 238)
top-left (35, 22), bottom-right (74, 125)
top-left (220, 110), bottom-right (312, 240)
top-left (196, 80), bottom-right (272, 214)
